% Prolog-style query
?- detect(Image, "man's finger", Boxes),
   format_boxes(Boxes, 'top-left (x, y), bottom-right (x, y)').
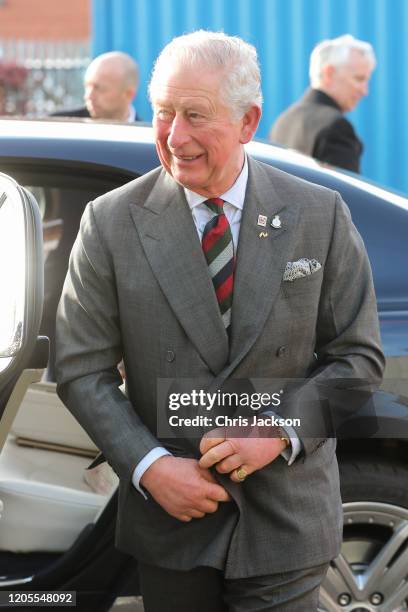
top-left (229, 464), bottom-right (252, 483)
top-left (199, 440), bottom-right (235, 468)
top-left (215, 453), bottom-right (242, 474)
top-left (199, 467), bottom-right (219, 483)
top-left (178, 514), bottom-right (193, 522)
top-left (198, 499), bottom-right (219, 514)
top-left (188, 509), bottom-right (206, 519)
top-left (199, 433), bottom-right (225, 455)
top-left (205, 482), bottom-right (231, 502)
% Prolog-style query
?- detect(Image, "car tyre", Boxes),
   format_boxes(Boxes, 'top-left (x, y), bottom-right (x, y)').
top-left (319, 457), bottom-right (408, 612)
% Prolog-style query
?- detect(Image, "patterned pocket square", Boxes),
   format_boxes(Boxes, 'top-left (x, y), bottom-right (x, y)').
top-left (283, 258), bottom-right (322, 282)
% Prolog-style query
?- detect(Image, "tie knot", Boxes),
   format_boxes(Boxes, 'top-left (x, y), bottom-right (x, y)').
top-left (205, 197), bottom-right (224, 215)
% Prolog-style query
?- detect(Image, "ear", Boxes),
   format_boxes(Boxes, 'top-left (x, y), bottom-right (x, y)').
top-left (321, 64), bottom-right (336, 87)
top-left (239, 105), bottom-right (262, 144)
top-left (124, 86), bottom-right (136, 103)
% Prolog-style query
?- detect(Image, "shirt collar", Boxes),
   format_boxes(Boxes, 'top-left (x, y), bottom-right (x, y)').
top-left (184, 154), bottom-right (248, 212)
top-left (127, 106), bottom-right (136, 122)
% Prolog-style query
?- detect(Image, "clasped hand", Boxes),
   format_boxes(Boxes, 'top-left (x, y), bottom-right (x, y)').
top-left (140, 425), bottom-right (286, 522)
top-left (199, 425), bottom-right (287, 482)
top-left (140, 456), bottom-right (231, 522)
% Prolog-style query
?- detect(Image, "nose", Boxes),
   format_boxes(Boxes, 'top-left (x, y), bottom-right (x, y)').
top-left (84, 86), bottom-right (95, 102)
top-left (167, 114), bottom-right (191, 149)
top-left (360, 81), bottom-right (369, 97)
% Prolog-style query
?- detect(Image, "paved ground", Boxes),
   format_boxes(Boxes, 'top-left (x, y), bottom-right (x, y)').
top-left (110, 596), bottom-right (145, 611)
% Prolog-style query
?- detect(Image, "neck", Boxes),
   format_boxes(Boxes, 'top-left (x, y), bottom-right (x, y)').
top-left (203, 149), bottom-right (245, 198)
top-left (113, 106), bottom-right (131, 122)
top-left (314, 86), bottom-right (340, 107)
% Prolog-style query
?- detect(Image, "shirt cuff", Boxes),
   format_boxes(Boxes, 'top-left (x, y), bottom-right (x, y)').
top-left (261, 411), bottom-right (301, 466)
top-left (279, 423), bottom-right (301, 465)
top-left (131, 447), bottom-right (172, 499)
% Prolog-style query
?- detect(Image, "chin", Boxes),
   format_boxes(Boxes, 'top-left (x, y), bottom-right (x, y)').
top-left (174, 174), bottom-right (199, 190)
top-left (172, 167), bottom-right (201, 186)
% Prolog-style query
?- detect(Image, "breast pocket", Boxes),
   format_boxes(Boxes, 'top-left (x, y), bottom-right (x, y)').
top-left (282, 267), bottom-right (323, 298)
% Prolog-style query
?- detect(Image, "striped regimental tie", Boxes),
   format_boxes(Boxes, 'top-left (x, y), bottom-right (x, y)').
top-left (202, 198), bottom-right (234, 331)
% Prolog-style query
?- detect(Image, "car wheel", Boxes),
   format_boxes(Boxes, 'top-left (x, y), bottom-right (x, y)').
top-left (319, 458), bottom-right (408, 611)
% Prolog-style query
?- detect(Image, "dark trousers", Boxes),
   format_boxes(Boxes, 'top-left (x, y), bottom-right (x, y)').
top-left (138, 561), bottom-right (329, 612)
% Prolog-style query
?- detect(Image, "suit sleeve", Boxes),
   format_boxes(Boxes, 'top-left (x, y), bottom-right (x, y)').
top-left (314, 117), bottom-right (362, 173)
top-left (55, 202), bottom-right (160, 483)
top-left (278, 192), bottom-right (384, 455)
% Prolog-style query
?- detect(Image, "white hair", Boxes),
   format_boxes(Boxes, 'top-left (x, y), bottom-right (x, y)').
top-left (149, 30), bottom-right (263, 119)
top-left (309, 34), bottom-right (376, 87)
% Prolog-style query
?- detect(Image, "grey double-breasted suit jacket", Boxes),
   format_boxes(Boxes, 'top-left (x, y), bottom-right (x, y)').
top-left (56, 156), bottom-right (384, 578)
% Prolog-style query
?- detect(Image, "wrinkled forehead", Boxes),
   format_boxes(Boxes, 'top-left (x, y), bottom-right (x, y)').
top-left (151, 58), bottom-right (226, 101)
top-left (159, 50), bottom-right (227, 73)
top-left (153, 54), bottom-right (226, 86)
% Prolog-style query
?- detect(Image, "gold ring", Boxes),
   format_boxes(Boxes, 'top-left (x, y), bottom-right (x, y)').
top-left (235, 467), bottom-right (248, 482)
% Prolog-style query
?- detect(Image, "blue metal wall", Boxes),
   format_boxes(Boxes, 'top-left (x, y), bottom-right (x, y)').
top-left (92, 0), bottom-right (408, 195)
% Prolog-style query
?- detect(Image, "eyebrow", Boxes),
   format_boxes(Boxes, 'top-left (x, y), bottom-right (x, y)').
top-left (154, 98), bottom-right (212, 112)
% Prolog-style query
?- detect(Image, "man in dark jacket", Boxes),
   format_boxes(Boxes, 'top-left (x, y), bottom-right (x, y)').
top-left (270, 35), bottom-right (375, 173)
top-left (53, 51), bottom-right (140, 122)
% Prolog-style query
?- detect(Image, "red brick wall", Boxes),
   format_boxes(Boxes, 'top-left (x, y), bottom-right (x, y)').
top-left (0, 0), bottom-right (90, 39)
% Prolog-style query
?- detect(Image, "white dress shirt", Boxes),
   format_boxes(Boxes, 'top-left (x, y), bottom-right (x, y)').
top-left (132, 155), bottom-right (300, 496)
top-left (127, 106), bottom-right (136, 122)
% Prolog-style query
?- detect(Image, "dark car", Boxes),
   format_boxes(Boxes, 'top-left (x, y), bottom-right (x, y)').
top-left (0, 118), bottom-right (407, 612)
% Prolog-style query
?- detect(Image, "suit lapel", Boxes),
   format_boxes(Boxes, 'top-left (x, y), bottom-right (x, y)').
top-left (229, 158), bottom-right (299, 365)
top-left (129, 170), bottom-right (229, 374)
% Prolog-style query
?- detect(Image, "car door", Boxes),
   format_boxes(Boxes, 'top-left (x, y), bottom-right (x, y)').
top-left (0, 171), bottom-right (46, 436)
top-left (0, 169), bottom-right (140, 612)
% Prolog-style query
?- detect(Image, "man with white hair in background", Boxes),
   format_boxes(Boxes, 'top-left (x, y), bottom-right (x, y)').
top-left (270, 34), bottom-right (376, 172)
top-left (53, 50), bottom-right (140, 121)
top-left (56, 31), bottom-right (383, 611)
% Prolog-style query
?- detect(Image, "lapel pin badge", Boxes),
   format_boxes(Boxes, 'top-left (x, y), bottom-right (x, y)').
top-left (259, 231), bottom-right (269, 239)
top-left (257, 214), bottom-right (267, 227)
top-left (271, 214), bottom-right (282, 229)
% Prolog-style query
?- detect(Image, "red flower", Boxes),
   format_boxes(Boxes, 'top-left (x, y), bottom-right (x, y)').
top-left (0, 60), bottom-right (28, 89)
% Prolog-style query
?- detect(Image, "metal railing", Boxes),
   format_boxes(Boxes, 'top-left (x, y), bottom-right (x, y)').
top-left (0, 39), bottom-right (90, 116)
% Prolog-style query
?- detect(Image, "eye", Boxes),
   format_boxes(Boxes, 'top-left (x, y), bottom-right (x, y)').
top-left (156, 109), bottom-right (173, 121)
top-left (187, 111), bottom-right (206, 122)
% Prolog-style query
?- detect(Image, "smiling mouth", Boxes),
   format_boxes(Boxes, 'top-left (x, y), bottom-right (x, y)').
top-left (173, 154), bottom-right (202, 162)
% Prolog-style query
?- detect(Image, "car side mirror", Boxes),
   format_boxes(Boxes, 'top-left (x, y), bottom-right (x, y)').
top-left (0, 172), bottom-right (44, 381)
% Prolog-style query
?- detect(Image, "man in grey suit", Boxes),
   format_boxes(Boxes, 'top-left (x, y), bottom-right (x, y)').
top-left (270, 35), bottom-right (376, 173)
top-left (56, 31), bottom-right (384, 611)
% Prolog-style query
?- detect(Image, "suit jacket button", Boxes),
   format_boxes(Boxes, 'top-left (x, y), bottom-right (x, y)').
top-left (276, 346), bottom-right (286, 357)
top-left (166, 350), bottom-right (175, 362)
